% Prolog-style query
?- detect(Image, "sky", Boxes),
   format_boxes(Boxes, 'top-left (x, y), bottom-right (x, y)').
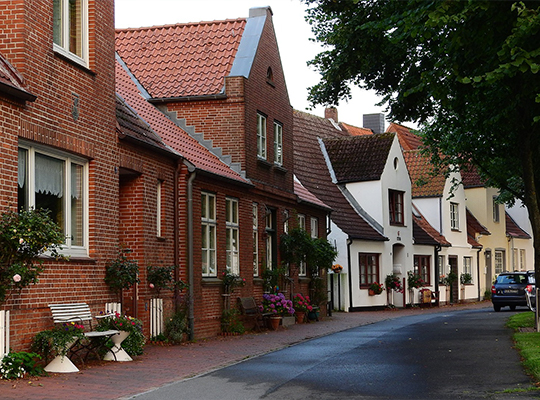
top-left (115, 0), bottom-right (389, 129)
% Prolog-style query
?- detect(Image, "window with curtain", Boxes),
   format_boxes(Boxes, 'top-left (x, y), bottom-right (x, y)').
top-left (359, 253), bottom-right (380, 288)
top-left (226, 198), bottom-right (239, 275)
top-left (18, 143), bottom-right (87, 255)
top-left (201, 192), bottom-right (217, 277)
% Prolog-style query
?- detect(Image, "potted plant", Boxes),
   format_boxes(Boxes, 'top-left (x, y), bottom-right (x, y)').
top-left (407, 271), bottom-right (426, 290)
top-left (96, 312), bottom-right (145, 361)
top-left (292, 293), bottom-right (313, 323)
top-left (221, 270), bottom-right (246, 295)
top-left (104, 246), bottom-right (140, 305)
top-left (385, 273), bottom-right (404, 293)
top-left (32, 322), bottom-right (85, 373)
top-left (331, 264), bottom-right (343, 274)
top-left (369, 282), bottom-right (384, 296)
top-left (259, 292), bottom-right (295, 330)
top-left (460, 273), bottom-right (472, 285)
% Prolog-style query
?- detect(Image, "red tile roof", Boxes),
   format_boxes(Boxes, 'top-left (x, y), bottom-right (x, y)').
top-left (323, 133), bottom-right (395, 183)
top-left (115, 57), bottom-right (248, 184)
top-left (506, 212), bottom-right (531, 239)
top-left (403, 150), bottom-right (446, 198)
top-left (461, 165), bottom-right (485, 188)
top-left (115, 19), bottom-right (246, 99)
top-left (340, 122), bottom-right (373, 136)
top-left (466, 208), bottom-right (490, 248)
top-left (294, 178), bottom-right (331, 211)
top-left (293, 110), bottom-right (386, 241)
top-left (0, 53), bottom-right (36, 101)
top-left (412, 205), bottom-right (451, 247)
top-left (386, 123), bottom-right (422, 150)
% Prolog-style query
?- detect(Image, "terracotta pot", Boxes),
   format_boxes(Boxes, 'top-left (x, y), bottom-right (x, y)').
top-left (269, 316), bottom-right (281, 330)
top-left (295, 311), bottom-right (305, 324)
top-left (369, 289), bottom-right (375, 296)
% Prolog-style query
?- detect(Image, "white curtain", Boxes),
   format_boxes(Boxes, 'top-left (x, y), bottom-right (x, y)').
top-left (35, 153), bottom-right (64, 198)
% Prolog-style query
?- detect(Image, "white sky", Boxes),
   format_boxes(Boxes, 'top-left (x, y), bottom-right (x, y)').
top-left (115, 0), bottom-right (388, 129)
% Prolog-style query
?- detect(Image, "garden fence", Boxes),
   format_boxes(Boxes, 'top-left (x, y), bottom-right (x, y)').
top-left (150, 298), bottom-right (163, 337)
top-left (0, 310), bottom-right (9, 359)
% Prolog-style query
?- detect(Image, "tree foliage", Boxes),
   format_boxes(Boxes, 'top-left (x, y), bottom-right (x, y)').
top-left (304, 0), bottom-right (540, 270)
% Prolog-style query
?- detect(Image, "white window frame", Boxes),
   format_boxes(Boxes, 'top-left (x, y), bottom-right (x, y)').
top-left (450, 202), bottom-right (459, 230)
top-left (156, 180), bottom-right (163, 238)
top-left (226, 198), bottom-right (239, 275)
top-left (520, 249), bottom-right (526, 270)
top-left (298, 214), bottom-right (306, 230)
top-left (493, 196), bottom-right (500, 223)
top-left (201, 192), bottom-right (217, 277)
top-left (53, 0), bottom-right (89, 67)
top-left (310, 217), bottom-right (319, 239)
top-left (495, 250), bottom-right (505, 274)
top-left (18, 141), bottom-right (88, 257)
top-left (253, 203), bottom-right (259, 276)
top-left (257, 113), bottom-right (267, 159)
top-left (273, 121), bottom-right (283, 166)
top-left (463, 256), bottom-right (472, 280)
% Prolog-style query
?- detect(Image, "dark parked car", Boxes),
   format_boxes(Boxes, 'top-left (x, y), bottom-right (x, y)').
top-left (491, 271), bottom-right (535, 312)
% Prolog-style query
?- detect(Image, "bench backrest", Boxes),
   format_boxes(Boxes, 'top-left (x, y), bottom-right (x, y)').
top-left (49, 303), bottom-right (93, 325)
top-left (238, 297), bottom-right (259, 315)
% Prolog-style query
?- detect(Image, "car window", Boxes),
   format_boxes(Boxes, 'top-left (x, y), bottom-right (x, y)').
top-left (497, 274), bottom-right (526, 284)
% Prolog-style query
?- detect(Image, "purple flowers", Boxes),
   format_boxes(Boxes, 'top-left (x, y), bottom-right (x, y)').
top-left (260, 292), bottom-right (295, 315)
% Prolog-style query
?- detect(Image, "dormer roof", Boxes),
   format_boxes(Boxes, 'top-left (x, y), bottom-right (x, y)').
top-left (403, 150), bottom-right (446, 198)
top-left (386, 122), bottom-right (422, 150)
top-left (323, 133), bottom-right (395, 184)
top-left (0, 53), bottom-right (36, 102)
top-left (506, 212), bottom-right (531, 239)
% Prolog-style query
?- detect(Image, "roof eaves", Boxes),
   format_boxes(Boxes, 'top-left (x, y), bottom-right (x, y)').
top-left (338, 184), bottom-right (385, 237)
top-left (148, 93), bottom-right (227, 104)
top-left (115, 52), bottom-right (151, 100)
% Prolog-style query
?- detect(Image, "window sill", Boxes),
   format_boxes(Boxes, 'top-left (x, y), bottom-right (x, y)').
top-left (298, 277), bottom-right (310, 284)
top-left (157, 236), bottom-right (167, 242)
top-left (201, 277), bottom-right (222, 286)
top-left (266, 79), bottom-right (275, 88)
top-left (253, 277), bottom-right (264, 286)
top-left (53, 47), bottom-right (94, 76)
top-left (257, 158), bottom-right (273, 169)
top-left (273, 164), bottom-right (287, 174)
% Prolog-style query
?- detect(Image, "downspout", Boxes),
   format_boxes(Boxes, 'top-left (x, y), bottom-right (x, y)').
top-left (347, 238), bottom-right (353, 312)
top-left (435, 244), bottom-right (441, 305)
top-left (476, 247), bottom-right (482, 301)
top-left (185, 160), bottom-right (196, 341)
top-left (173, 161), bottom-right (181, 303)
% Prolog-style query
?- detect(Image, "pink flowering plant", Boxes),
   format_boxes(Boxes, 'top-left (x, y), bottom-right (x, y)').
top-left (97, 311), bottom-right (145, 356)
top-left (292, 293), bottom-right (313, 312)
top-left (385, 273), bottom-right (404, 293)
top-left (260, 293), bottom-right (295, 316)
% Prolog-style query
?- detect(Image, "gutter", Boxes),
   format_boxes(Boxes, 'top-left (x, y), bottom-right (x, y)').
top-left (347, 238), bottom-right (353, 312)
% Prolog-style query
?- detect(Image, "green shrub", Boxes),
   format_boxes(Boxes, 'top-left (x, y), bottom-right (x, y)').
top-left (221, 308), bottom-right (245, 334)
top-left (165, 309), bottom-right (189, 344)
top-left (0, 351), bottom-right (43, 380)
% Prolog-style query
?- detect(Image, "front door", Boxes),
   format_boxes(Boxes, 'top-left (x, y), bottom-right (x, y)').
top-left (449, 256), bottom-right (458, 303)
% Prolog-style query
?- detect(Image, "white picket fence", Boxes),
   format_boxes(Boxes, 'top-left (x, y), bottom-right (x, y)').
top-left (105, 302), bottom-right (122, 315)
top-left (150, 298), bottom-right (163, 337)
top-left (0, 310), bottom-right (10, 359)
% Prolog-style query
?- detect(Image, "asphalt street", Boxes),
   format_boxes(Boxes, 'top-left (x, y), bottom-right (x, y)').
top-left (127, 308), bottom-right (540, 400)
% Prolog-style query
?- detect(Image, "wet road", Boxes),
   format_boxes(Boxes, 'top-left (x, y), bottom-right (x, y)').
top-left (127, 308), bottom-right (540, 400)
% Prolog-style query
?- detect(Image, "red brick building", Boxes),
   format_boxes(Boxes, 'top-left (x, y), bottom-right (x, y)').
top-left (0, 2), bottom-right (332, 351)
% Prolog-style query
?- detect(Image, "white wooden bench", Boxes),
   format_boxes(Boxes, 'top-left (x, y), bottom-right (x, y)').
top-left (48, 303), bottom-right (120, 365)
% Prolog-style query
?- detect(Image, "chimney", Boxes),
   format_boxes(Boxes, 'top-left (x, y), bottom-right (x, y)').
top-left (363, 113), bottom-right (386, 134)
top-left (325, 107), bottom-right (338, 122)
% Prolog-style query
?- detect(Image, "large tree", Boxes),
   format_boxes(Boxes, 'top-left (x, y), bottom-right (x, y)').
top-left (304, 0), bottom-right (540, 277)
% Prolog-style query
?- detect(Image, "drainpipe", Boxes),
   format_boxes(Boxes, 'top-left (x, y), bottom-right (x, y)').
top-left (347, 238), bottom-right (353, 311)
top-left (434, 244), bottom-right (441, 305)
top-left (173, 161), bottom-right (181, 302)
top-left (476, 247), bottom-right (482, 301)
top-left (185, 160), bottom-right (196, 341)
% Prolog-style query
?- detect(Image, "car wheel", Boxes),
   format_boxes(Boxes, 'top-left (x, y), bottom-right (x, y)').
top-left (494, 304), bottom-right (501, 312)
top-left (510, 305), bottom-right (516, 311)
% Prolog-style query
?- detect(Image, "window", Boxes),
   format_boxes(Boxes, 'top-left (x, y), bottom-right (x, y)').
top-left (520, 249), bottom-right (526, 270)
top-left (310, 217), bottom-right (318, 238)
top-left (495, 250), bottom-right (504, 274)
top-left (201, 192), bottom-right (216, 277)
top-left (273, 122), bottom-right (283, 166)
top-left (53, 0), bottom-right (88, 66)
top-left (389, 190), bottom-right (404, 225)
top-left (463, 257), bottom-right (472, 281)
top-left (283, 209), bottom-right (289, 234)
top-left (225, 198), bottom-right (239, 275)
top-left (513, 249), bottom-right (518, 270)
top-left (265, 208), bottom-right (276, 270)
top-left (450, 202), bottom-right (459, 230)
top-left (18, 143), bottom-right (87, 256)
top-left (253, 203), bottom-right (259, 276)
top-left (359, 253), bottom-right (380, 288)
top-left (298, 214), bottom-right (306, 230)
top-left (257, 113), bottom-right (267, 159)
top-left (414, 255), bottom-right (430, 285)
top-left (156, 180), bottom-right (162, 237)
top-left (493, 196), bottom-right (500, 223)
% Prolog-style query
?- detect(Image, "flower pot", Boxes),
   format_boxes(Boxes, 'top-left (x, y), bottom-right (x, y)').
top-left (268, 316), bottom-right (281, 331)
top-left (369, 289), bottom-right (375, 296)
top-left (295, 311), bottom-right (305, 324)
top-left (44, 337), bottom-right (79, 373)
top-left (103, 331), bottom-right (132, 362)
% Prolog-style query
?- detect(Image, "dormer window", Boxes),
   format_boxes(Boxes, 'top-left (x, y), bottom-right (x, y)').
top-left (53, 0), bottom-right (89, 67)
top-left (266, 67), bottom-right (274, 84)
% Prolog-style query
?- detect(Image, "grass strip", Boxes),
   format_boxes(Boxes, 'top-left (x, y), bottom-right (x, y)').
top-left (507, 312), bottom-right (540, 384)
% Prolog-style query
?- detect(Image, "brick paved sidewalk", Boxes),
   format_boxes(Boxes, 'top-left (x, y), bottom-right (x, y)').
top-left (0, 302), bottom-right (491, 400)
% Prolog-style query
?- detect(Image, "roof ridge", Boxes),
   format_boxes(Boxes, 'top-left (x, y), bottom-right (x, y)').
top-left (115, 18), bottom-right (247, 33)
